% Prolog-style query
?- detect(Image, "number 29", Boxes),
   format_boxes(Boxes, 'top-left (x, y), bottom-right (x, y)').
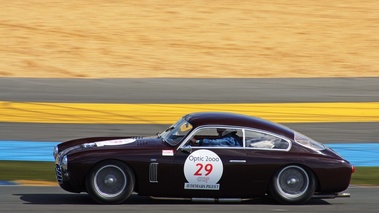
top-left (194, 163), bottom-right (213, 176)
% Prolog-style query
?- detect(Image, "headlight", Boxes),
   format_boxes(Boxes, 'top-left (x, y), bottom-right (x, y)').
top-left (61, 155), bottom-right (68, 170)
top-left (53, 146), bottom-right (59, 158)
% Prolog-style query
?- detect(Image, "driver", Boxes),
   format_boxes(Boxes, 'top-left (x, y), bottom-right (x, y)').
top-left (191, 128), bottom-right (242, 147)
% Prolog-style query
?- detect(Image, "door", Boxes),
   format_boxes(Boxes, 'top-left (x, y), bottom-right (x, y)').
top-left (169, 127), bottom-right (254, 198)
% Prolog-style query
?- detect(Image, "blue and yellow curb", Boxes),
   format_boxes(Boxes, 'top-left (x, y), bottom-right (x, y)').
top-left (0, 180), bottom-right (17, 185)
top-left (0, 180), bottom-right (58, 186)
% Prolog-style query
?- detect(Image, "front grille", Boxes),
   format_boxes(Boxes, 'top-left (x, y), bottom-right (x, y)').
top-left (55, 164), bottom-right (63, 184)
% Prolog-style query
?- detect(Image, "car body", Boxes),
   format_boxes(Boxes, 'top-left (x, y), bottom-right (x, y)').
top-left (54, 112), bottom-right (353, 204)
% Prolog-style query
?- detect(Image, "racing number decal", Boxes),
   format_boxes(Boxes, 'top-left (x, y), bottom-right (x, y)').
top-left (194, 163), bottom-right (213, 176)
top-left (184, 149), bottom-right (223, 190)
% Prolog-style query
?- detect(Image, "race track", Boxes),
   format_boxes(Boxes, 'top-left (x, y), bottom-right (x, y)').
top-left (1, 77), bottom-right (378, 212)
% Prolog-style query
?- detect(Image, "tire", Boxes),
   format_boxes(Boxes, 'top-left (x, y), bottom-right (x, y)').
top-left (269, 165), bottom-right (315, 204)
top-left (86, 160), bottom-right (135, 204)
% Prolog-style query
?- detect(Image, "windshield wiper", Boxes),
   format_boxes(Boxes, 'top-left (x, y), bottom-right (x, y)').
top-left (157, 126), bottom-right (174, 137)
top-left (165, 126), bottom-right (175, 132)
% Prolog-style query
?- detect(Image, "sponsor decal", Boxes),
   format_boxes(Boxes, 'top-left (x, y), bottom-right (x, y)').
top-left (95, 138), bottom-right (136, 147)
top-left (162, 150), bottom-right (174, 156)
top-left (183, 149), bottom-right (223, 190)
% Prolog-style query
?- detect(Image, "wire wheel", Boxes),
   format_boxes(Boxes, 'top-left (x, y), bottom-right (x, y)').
top-left (93, 165), bottom-right (127, 198)
top-left (87, 161), bottom-right (134, 204)
top-left (270, 165), bottom-right (315, 204)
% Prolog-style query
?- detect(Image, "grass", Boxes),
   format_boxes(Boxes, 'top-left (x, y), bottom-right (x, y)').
top-left (350, 167), bottom-right (379, 186)
top-left (0, 161), bottom-right (56, 182)
top-left (0, 161), bottom-right (378, 185)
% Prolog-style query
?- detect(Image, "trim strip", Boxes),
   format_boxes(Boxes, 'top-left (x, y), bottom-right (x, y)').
top-left (229, 160), bottom-right (246, 163)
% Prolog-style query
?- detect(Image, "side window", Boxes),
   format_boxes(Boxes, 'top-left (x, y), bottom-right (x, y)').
top-left (245, 130), bottom-right (289, 150)
top-left (195, 128), bottom-right (220, 138)
top-left (191, 127), bottom-right (243, 147)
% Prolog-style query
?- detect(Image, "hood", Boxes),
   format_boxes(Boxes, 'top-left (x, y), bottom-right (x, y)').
top-left (57, 136), bottom-right (135, 151)
top-left (55, 136), bottom-right (166, 158)
top-left (82, 137), bottom-right (161, 149)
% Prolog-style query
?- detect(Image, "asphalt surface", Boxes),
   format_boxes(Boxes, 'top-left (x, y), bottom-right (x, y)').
top-left (1, 185), bottom-right (378, 213)
top-left (1, 77), bottom-right (379, 103)
top-left (0, 77), bottom-right (378, 142)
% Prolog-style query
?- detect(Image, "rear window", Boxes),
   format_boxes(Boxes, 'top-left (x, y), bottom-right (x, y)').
top-left (294, 132), bottom-right (325, 151)
top-left (245, 130), bottom-right (290, 150)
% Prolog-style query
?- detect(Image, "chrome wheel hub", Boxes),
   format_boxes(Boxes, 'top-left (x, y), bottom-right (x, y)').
top-left (287, 178), bottom-right (299, 185)
top-left (104, 175), bottom-right (117, 186)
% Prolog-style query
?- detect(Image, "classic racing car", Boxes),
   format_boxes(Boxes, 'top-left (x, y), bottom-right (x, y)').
top-left (53, 112), bottom-right (353, 204)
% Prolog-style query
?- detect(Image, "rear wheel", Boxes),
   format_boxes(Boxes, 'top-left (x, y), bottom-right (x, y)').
top-left (270, 165), bottom-right (315, 204)
top-left (86, 160), bottom-right (135, 204)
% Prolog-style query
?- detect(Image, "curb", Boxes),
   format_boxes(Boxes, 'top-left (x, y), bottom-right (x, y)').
top-left (0, 180), bottom-right (17, 186)
top-left (0, 180), bottom-right (58, 186)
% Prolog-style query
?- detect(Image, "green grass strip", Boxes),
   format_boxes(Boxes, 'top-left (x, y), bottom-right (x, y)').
top-left (350, 167), bottom-right (379, 186)
top-left (0, 161), bottom-right (378, 185)
top-left (0, 161), bottom-right (56, 182)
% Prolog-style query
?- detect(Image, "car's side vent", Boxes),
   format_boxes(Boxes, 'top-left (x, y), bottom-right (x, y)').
top-left (149, 162), bottom-right (158, 183)
top-left (137, 141), bottom-right (148, 146)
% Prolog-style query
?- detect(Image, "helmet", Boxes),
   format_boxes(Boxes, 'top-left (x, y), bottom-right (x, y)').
top-left (221, 129), bottom-right (237, 136)
top-left (216, 128), bottom-right (226, 136)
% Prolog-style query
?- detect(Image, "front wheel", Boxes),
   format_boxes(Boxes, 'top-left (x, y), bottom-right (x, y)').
top-left (86, 160), bottom-right (135, 204)
top-left (269, 165), bottom-right (316, 204)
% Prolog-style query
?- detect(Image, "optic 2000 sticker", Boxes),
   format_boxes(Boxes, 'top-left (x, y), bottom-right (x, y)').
top-left (183, 149), bottom-right (223, 190)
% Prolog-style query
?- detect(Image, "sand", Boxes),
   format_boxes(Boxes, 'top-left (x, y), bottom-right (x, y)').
top-left (1, 0), bottom-right (379, 78)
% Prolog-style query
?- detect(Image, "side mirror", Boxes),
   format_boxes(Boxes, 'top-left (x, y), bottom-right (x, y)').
top-left (180, 145), bottom-right (192, 154)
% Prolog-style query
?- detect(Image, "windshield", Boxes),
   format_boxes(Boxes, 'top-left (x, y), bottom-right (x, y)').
top-left (159, 118), bottom-right (193, 146)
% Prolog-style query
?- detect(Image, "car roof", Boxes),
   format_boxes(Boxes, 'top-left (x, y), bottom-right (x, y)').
top-left (184, 112), bottom-right (294, 139)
